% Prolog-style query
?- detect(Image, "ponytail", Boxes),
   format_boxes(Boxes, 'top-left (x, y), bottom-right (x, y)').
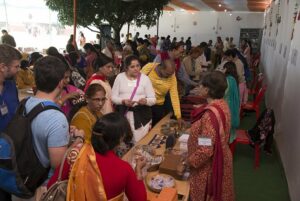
top-left (91, 113), bottom-right (133, 155)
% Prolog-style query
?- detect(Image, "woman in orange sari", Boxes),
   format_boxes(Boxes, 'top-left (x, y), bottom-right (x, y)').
top-left (48, 113), bottom-right (147, 201)
top-left (188, 71), bottom-right (235, 201)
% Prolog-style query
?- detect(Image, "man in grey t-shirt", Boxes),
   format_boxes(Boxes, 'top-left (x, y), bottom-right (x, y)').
top-left (11, 56), bottom-right (85, 201)
top-left (25, 56), bottom-right (70, 170)
top-left (11, 57), bottom-right (74, 201)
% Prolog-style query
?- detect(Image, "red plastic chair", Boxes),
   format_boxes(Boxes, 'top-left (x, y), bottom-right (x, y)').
top-left (180, 96), bottom-right (207, 122)
top-left (180, 104), bottom-right (196, 122)
top-left (230, 129), bottom-right (260, 169)
top-left (241, 85), bottom-right (267, 119)
top-left (249, 73), bottom-right (264, 97)
top-left (181, 96), bottom-right (206, 105)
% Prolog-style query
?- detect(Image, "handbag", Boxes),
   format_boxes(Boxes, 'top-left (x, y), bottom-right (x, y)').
top-left (39, 150), bottom-right (69, 201)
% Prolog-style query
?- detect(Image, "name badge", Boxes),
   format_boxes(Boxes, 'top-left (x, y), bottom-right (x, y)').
top-left (198, 137), bottom-right (212, 146)
top-left (0, 103), bottom-right (8, 116)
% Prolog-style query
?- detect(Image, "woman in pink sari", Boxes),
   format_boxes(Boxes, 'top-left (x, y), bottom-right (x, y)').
top-left (57, 67), bottom-right (84, 117)
top-left (188, 71), bottom-right (234, 201)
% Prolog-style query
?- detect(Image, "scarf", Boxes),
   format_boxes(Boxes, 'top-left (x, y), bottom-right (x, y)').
top-left (224, 75), bottom-right (240, 143)
top-left (160, 52), bottom-right (181, 73)
top-left (84, 74), bottom-right (106, 92)
top-left (191, 103), bottom-right (226, 201)
top-left (67, 143), bottom-right (124, 201)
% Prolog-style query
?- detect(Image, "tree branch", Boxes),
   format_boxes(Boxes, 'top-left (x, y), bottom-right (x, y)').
top-left (86, 26), bottom-right (101, 33)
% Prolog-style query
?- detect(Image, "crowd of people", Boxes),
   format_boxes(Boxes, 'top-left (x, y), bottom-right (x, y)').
top-left (0, 30), bottom-right (255, 201)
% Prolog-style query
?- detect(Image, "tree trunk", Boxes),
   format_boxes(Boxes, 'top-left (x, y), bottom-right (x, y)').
top-left (127, 23), bottom-right (130, 37)
top-left (113, 26), bottom-right (122, 44)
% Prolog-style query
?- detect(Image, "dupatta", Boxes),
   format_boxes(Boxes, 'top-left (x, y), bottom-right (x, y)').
top-left (191, 103), bottom-right (227, 201)
top-left (67, 143), bottom-right (124, 201)
top-left (224, 75), bottom-right (240, 143)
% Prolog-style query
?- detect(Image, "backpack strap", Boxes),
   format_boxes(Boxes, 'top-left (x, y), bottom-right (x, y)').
top-left (15, 97), bottom-right (30, 115)
top-left (26, 100), bottom-right (62, 122)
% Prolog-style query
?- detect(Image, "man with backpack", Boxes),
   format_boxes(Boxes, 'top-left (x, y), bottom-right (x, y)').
top-left (0, 56), bottom-right (84, 201)
top-left (25, 56), bottom-right (70, 168)
top-left (21, 56), bottom-right (70, 200)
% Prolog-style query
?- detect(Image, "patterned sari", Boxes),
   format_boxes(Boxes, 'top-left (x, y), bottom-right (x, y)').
top-left (67, 143), bottom-right (123, 201)
top-left (188, 100), bottom-right (234, 201)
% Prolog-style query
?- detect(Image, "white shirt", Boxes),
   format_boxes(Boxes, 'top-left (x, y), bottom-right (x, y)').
top-left (197, 53), bottom-right (210, 67)
top-left (224, 40), bottom-right (230, 51)
top-left (111, 72), bottom-right (156, 106)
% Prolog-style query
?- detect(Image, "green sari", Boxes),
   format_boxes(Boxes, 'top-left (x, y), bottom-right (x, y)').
top-left (224, 75), bottom-right (240, 143)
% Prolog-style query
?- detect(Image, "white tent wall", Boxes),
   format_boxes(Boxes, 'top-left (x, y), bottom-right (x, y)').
top-left (1, 1), bottom-right (264, 50)
top-left (261, 0), bottom-right (300, 200)
top-left (120, 11), bottom-right (264, 45)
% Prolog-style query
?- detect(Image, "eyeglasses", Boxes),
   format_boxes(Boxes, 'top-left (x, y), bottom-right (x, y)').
top-left (91, 97), bottom-right (107, 103)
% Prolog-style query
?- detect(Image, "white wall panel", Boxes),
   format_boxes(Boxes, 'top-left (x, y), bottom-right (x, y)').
top-left (261, 0), bottom-right (300, 200)
top-left (121, 11), bottom-right (264, 45)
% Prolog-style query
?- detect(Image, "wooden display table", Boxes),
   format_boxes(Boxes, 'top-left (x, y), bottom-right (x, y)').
top-left (122, 114), bottom-right (190, 201)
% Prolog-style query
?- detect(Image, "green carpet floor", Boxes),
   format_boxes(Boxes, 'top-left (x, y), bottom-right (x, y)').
top-left (233, 111), bottom-right (290, 201)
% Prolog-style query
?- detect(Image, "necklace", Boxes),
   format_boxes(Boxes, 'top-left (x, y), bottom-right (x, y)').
top-left (125, 73), bottom-right (137, 81)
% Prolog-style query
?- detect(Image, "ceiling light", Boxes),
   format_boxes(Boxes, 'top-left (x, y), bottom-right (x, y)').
top-left (219, 4), bottom-right (222, 7)
top-left (224, 9), bottom-right (227, 12)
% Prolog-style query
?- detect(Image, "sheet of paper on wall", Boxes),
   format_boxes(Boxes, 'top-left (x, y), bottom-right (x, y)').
top-left (279, 43), bottom-right (283, 54)
top-left (291, 49), bottom-right (298, 66)
top-left (283, 46), bottom-right (287, 58)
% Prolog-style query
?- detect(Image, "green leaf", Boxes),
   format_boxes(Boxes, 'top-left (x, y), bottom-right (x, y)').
top-left (45, 0), bottom-right (169, 42)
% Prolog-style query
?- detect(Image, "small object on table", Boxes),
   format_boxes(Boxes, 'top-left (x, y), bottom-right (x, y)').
top-left (165, 135), bottom-right (176, 149)
top-left (148, 134), bottom-right (167, 148)
top-left (160, 127), bottom-right (172, 136)
top-left (169, 119), bottom-right (178, 127)
top-left (131, 145), bottom-right (163, 172)
top-left (159, 153), bottom-right (186, 180)
top-left (161, 123), bottom-right (170, 129)
top-left (146, 173), bottom-right (175, 193)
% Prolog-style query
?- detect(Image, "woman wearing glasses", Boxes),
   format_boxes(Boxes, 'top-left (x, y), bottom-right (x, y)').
top-left (84, 54), bottom-right (114, 114)
top-left (70, 84), bottom-right (106, 143)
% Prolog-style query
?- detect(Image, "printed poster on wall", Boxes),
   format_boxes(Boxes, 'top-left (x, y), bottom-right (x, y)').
top-left (291, 49), bottom-right (298, 66)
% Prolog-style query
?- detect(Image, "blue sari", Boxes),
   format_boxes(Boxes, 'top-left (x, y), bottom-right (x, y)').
top-left (224, 75), bottom-right (240, 143)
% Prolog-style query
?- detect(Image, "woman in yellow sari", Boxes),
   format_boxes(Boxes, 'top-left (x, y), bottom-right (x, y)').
top-left (48, 113), bottom-right (147, 201)
top-left (70, 84), bottom-right (105, 143)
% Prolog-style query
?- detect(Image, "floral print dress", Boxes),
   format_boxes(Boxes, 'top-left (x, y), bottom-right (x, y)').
top-left (188, 99), bottom-right (235, 201)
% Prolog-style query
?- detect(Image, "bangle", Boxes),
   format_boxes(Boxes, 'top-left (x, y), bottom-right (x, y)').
top-left (74, 135), bottom-right (85, 143)
top-left (57, 99), bottom-right (63, 106)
